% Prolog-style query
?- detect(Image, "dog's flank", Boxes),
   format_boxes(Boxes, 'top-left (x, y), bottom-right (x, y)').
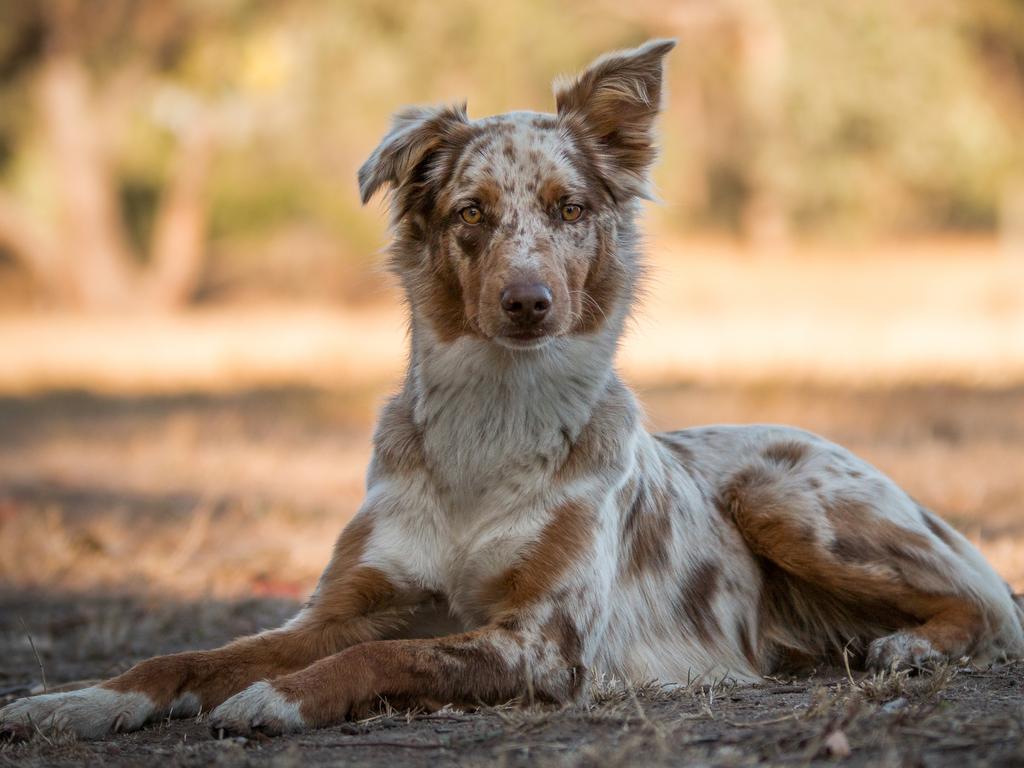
top-left (3, 38), bottom-right (1023, 742)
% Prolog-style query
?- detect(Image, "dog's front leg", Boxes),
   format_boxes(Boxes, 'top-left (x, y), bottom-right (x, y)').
top-left (0, 508), bottom-right (418, 741)
top-left (210, 493), bottom-right (609, 736)
top-left (208, 607), bottom-right (590, 736)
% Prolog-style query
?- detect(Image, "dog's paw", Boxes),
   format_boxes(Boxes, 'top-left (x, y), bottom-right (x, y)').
top-left (866, 631), bottom-right (944, 672)
top-left (208, 682), bottom-right (306, 738)
top-left (0, 687), bottom-right (154, 741)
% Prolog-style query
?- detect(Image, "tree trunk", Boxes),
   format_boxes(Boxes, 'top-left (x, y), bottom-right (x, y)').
top-left (0, 46), bottom-right (215, 312)
top-left (37, 50), bottom-right (139, 310)
top-left (145, 120), bottom-right (214, 309)
top-left (0, 189), bottom-right (70, 303)
top-left (734, 0), bottom-right (790, 251)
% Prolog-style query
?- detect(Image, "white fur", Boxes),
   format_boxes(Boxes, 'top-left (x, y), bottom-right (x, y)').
top-left (0, 687), bottom-right (154, 739)
top-left (866, 632), bottom-right (943, 671)
top-left (208, 681), bottom-right (306, 736)
top-left (169, 691), bottom-right (201, 717)
top-left (358, 326), bottom-right (1024, 685)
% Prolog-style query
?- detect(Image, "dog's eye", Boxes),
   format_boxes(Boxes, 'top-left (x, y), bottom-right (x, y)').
top-left (560, 204), bottom-right (583, 222)
top-left (459, 207), bottom-right (483, 225)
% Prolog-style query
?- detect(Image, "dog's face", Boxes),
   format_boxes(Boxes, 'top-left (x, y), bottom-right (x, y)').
top-left (359, 40), bottom-right (675, 349)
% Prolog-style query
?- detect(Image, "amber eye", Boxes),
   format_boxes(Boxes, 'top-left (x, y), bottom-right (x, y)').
top-left (459, 206), bottom-right (483, 225)
top-left (560, 203), bottom-right (583, 222)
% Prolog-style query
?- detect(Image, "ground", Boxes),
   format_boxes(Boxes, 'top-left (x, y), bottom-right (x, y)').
top-left (1, 381), bottom-right (1023, 766)
top-left (2, 240), bottom-right (1024, 765)
top-left (2, 590), bottom-right (1023, 767)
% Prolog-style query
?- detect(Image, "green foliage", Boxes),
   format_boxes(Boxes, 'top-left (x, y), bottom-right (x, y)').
top-left (1, 0), bottom-right (1023, 273)
top-left (776, 0), bottom-right (1020, 234)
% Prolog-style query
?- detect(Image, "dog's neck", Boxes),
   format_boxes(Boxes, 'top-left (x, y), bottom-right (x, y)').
top-left (390, 212), bottom-right (642, 500)
top-left (403, 316), bottom-right (622, 498)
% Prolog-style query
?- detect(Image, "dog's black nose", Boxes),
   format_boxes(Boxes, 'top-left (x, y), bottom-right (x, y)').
top-left (501, 283), bottom-right (552, 325)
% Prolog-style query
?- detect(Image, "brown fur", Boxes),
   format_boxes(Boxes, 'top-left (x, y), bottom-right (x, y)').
top-left (762, 441), bottom-right (809, 469)
top-left (721, 459), bottom-right (988, 661)
top-left (918, 504), bottom-right (960, 550)
top-left (479, 500), bottom-right (594, 616)
top-left (556, 381), bottom-right (637, 481)
top-left (674, 560), bottom-right (723, 644)
top-left (105, 512), bottom-right (407, 711)
top-left (621, 481), bottom-right (674, 579)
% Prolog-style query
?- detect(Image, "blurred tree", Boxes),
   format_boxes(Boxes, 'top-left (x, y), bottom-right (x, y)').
top-left (0, 0), bottom-right (219, 310)
top-left (1, 0), bottom-right (1023, 310)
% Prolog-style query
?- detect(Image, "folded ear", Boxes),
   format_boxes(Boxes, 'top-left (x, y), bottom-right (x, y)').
top-left (358, 103), bottom-right (470, 206)
top-left (555, 39), bottom-right (676, 200)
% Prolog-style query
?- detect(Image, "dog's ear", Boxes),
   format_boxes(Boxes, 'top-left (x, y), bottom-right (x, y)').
top-left (554, 39), bottom-right (676, 199)
top-left (358, 103), bottom-right (470, 206)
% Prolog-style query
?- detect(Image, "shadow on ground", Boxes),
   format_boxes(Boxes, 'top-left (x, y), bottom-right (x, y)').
top-left (1, 384), bottom-right (1023, 765)
top-left (1, 590), bottom-right (1023, 767)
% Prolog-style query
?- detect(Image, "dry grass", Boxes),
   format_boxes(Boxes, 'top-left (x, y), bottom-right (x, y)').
top-left (2, 385), bottom-right (1022, 766)
top-left (2, 239), bottom-right (1024, 764)
top-left (3, 382), bottom-right (1020, 597)
top-left (6, 596), bottom-right (1018, 768)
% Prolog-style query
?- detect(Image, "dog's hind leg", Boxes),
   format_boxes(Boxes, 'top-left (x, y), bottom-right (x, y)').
top-left (720, 450), bottom-right (1024, 672)
top-left (0, 511), bottom-right (419, 741)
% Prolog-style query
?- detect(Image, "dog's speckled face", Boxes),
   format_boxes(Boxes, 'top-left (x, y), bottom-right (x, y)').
top-left (428, 113), bottom-right (603, 349)
top-left (359, 40), bottom-right (675, 349)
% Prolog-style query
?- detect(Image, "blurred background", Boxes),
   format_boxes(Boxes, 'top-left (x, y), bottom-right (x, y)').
top-left (1, 0), bottom-right (1023, 680)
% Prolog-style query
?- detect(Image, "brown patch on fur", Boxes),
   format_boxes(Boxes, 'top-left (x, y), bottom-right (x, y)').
top-left (716, 465), bottom-right (777, 522)
top-left (372, 395), bottom-right (424, 475)
top-left (453, 218), bottom-right (494, 262)
top-left (911, 597), bottom-right (985, 657)
top-left (420, 252), bottom-right (477, 343)
top-left (105, 514), bottom-right (412, 712)
top-left (620, 481), bottom-right (673, 579)
top-left (574, 228), bottom-right (626, 334)
top-left (555, 40), bottom-right (675, 198)
top-left (825, 498), bottom-right (938, 573)
top-left (674, 560), bottom-right (722, 644)
top-left (478, 500), bottom-right (594, 615)
top-left (918, 505), bottom-right (959, 550)
top-left (723, 463), bottom-right (987, 663)
top-left (762, 441), bottom-right (808, 469)
top-left (736, 617), bottom-right (759, 669)
top-left (557, 380), bottom-right (636, 481)
top-left (271, 631), bottom-right (513, 723)
top-left (274, 616), bottom-right (585, 726)
top-left (657, 434), bottom-right (696, 467)
top-left (536, 176), bottom-right (568, 210)
top-left (541, 610), bottom-right (587, 697)
top-left (473, 178), bottom-right (503, 209)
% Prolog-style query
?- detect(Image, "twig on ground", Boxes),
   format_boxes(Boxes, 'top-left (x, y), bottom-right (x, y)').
top-left (724, 712), bottom-right (802, 728)
top-left (19, 618), bottom-right (47, 694)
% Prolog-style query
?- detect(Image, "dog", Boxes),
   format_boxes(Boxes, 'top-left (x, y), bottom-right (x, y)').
top-left (3, 39), bottom-right (1023, 741)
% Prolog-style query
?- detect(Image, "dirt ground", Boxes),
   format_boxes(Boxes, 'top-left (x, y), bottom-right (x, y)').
top-left (0, 593), bottom-right (1022, 767)
top-left (1, 382), bottom-right (1023, 765)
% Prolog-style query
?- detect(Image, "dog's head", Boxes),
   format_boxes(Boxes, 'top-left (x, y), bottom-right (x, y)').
top-left (359, 39), bottom-right (674, 350)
